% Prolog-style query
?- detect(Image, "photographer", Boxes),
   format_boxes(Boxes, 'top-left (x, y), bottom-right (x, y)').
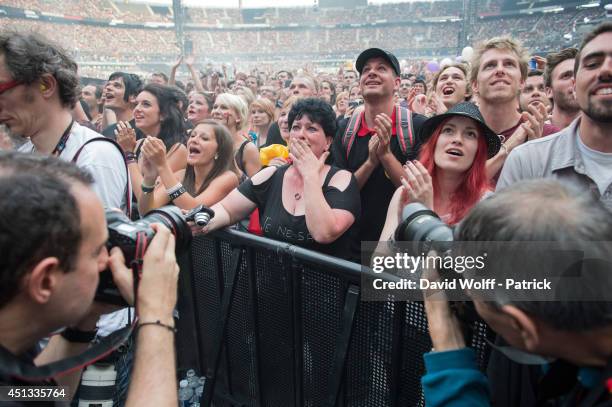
top-left (0, 152), bottom-right (179, 406)
top-left (419, 179), bottom-right (612, 406)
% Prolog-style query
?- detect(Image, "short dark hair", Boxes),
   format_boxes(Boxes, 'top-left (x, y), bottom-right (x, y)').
top-left (190, 91), bottom-right (214, 113)
top-left (108, 72), bottom-right (143, 102)
top-left (0, 31), bottom-right (79, 108)
top-left (574, 22), bottom-right (612, 75)
top-left (140, 83), bottom-right (186, 150)
top-left (545, 48), bottom-right (578, 88)
top-left (276, 70), bottom-right (293, 80)
top-left (152, 72), bottom-right (169, 83)
top-left (527, 69), bottom-right (544, 78)
top-left (288, 97), bottom-right (337, 139)
top-left (413, 77), bottom-right (427, 94)
top-left (458, 179), bottom-right (612, 331)
top-left (0, 152), bottom-right (94, 308)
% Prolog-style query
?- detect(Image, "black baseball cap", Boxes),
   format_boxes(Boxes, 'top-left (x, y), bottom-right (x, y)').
top-left (355, 48), bottom-right (401, 76)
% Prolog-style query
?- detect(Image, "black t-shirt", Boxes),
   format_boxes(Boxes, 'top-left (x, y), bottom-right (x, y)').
top-left (237, 165), bottom-right (361, 262)
top-left (261, 122), bottom-right (286, 148)
top-left (0, 345), bottom-right (57, 406)
top-left (103, 118), bottom-right (145, 141)
top-left (330, 110), bottom-right (426, 243)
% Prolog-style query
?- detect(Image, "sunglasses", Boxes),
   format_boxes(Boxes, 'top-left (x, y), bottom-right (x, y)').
top-left (0, 79), bottom-right (23, 95)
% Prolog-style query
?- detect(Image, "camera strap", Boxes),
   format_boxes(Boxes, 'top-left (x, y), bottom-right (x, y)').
top-left (131, 231), bottom-right (148, 317)
top-left (0, 323), bottom-right (134, 382)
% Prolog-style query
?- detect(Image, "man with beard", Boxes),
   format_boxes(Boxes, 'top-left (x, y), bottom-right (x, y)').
top-left (545, 47), bottom-right (581, 130)
top-left (499, 22), bottom-right (612, 211)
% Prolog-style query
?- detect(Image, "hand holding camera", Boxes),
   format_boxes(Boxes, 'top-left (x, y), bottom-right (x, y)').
top-left (422, 250), bottom-right (466, 352)
top-left (97, 205), bottom-right (214, 306)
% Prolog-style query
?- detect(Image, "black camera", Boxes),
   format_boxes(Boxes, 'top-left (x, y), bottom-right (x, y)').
top-left (394, 203), bottom-right (482, 338)
top-left (394, 202), bottom-right (453, 253)
top-left (96, 205), bottom-right (214, 305)
top-left (348, 99), bottom-right (364, 110)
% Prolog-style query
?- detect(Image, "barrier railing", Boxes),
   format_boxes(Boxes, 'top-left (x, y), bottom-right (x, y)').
top-left (175, 229), bottom-right (493, 407)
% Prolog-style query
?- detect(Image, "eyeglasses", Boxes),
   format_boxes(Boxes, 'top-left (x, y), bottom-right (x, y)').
top-left (0, 79), bottom-right (23, 95)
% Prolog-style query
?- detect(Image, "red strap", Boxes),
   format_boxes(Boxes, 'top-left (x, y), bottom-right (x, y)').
top-left (342, 112), bottom-right (363, 160)
top-left (395, 105), bottom-right (414, 154)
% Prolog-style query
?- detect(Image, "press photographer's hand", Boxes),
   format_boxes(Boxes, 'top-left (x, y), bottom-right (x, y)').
top-left (137, 224), bottom-right (179, 322)
top-left (106, 224), bottom-right (180, 323)
top-left (422, 250), bottom-right (466, 352)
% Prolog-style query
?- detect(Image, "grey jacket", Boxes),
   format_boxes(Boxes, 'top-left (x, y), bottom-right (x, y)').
top-left (497, 118), bottom-right (612, 211)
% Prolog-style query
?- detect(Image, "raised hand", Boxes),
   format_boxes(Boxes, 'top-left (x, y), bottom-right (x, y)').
top-left (410, 94), bottom-right (428, 115)
top-left (115, 121), bottom-right (137, 152)
top-left (367, 135), bottom-right (380, 167)
top-left (172, 55), bottom-right (183, 70)
top-left (523, 102), bottom-right (546, 141)
top-left (141, 136), bottom-right (167, 169)
top-left (374, 113), bottom-right (393, 159)
top-left (401, 160), bottom-right (434, 210)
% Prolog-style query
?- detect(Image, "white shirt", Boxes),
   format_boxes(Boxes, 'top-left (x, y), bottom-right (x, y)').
top-left (20, 122), bottom-right (131, 336)
top-left (19, 122), bottom-right (129, 212)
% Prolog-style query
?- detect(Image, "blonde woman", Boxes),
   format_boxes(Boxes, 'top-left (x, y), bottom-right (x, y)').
top-left (211, 93), bottom-right (261, 178)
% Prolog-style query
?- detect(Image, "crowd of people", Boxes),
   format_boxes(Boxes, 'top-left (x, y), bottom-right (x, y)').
top-left (1, 8), bottom-right (612, 406)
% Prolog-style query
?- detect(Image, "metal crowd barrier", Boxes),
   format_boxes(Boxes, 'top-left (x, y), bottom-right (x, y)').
top-left (175, 229), bottom-right (493, 407)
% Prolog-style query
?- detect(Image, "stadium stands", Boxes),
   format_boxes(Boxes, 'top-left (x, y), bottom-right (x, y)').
top-left (0, 0), bottom-right (607, 78)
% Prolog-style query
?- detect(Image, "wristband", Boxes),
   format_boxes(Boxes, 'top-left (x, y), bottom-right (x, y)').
top-left (166, 182), bottom-right (183, 195)
top-left (500, 143), bottom-right (509, 156)
top-left (124, 151), bottom-right (136, 161)
top-left (61, 327), bottom-right (97, 343)
top-left (138, 320), bottom-right (177, 333)
top-left (141, 182), bottom-right (155, 194)
top-left (168, 185), bottom-right (187, 201)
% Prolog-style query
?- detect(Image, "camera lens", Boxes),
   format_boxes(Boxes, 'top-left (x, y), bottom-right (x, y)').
top-left (143, 206), bottom-right (193, 252)
top-left (394, 203), bottom-right (453, 252)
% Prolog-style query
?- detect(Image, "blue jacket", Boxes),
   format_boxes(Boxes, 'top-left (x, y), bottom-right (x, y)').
top-left (421, 348), bottom-right (490, 407)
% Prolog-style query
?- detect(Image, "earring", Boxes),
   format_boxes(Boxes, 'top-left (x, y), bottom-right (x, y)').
top-left (214, 153), bottom-right (218, 160)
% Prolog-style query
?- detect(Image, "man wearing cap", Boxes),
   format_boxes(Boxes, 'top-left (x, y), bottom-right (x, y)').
top-left (331, 48), bottom-right (427, 244)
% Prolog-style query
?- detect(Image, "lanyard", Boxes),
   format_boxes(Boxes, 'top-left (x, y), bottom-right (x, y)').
top-left (50, 120), bottom-right (75, 157)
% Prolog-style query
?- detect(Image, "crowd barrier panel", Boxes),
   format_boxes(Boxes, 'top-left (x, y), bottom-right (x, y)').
top-left (175, 229), bottom-right (493, 407)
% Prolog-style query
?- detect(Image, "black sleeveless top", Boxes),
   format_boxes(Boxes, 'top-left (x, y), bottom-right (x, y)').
top-left (237, 165), bottom-right (361, 262)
